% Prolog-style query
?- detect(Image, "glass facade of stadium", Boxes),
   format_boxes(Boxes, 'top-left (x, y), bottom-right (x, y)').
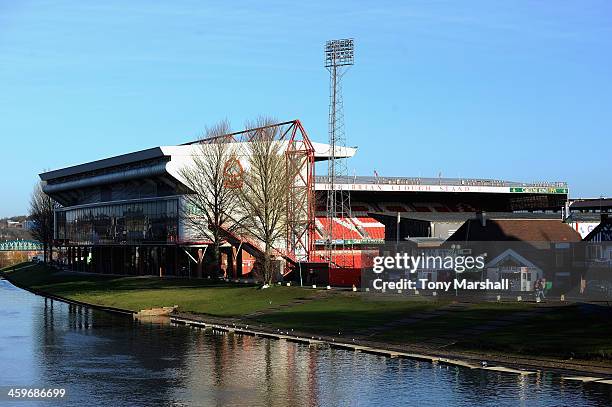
top-left (55, 199), bottom-right (179, 245)
top-left (53, 197), bottom-right (190, 276)
top-left (42, 145), bottom-right (272, 278)
top-left (41, 147), bottom-right (209, 277)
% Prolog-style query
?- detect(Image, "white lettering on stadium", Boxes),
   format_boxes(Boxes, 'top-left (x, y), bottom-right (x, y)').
top-left (315, 183), bottom-right (514, 194)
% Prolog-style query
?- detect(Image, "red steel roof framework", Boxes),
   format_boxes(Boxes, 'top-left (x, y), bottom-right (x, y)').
top-left (184, 120), bottom-right (316, 263)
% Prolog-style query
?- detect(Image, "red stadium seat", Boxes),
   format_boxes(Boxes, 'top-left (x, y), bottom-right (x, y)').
top-left (315, 217), bottom-right (363, 240)
top-left (352, 216), bottom-right (385, 239)
top-left (364, 227), bottom-right (385, 239)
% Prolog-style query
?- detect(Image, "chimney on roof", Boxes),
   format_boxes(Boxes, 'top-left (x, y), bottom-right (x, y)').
top-left (477, 211), bottom-right (487, 227)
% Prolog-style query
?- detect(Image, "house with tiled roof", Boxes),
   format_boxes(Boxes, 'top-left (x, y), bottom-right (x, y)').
top-left (446, 213), bottom-right (582, 294)
top-left (447, 213), bottom-right (581, 242)
top-left (581, 214), bottom-right (612, 272)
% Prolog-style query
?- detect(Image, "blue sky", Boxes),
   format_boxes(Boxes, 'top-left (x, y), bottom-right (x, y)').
top-left (1, 0), bottom-right (611, 217)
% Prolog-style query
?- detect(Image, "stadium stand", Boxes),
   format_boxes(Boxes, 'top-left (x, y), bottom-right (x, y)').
top-left (352, 216), bottom-right (385, 239)
top-left (315, 216), bottom-right (362, 240)
top-left (312, 176), bottom-right (568, 285)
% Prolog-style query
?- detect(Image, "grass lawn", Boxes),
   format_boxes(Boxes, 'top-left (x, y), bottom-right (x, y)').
top-left (2, 263), bottom-right (316, 317)
top-left (250, 294), bottom-right (442, 335)
top-left (453, 305), bottom-right (612, 360)
top-left (372, 302), bottom-right (534, 343)
top-left (371, 301), bottom-right (612, 362)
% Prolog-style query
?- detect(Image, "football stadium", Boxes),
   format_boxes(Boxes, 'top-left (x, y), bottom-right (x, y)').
top-left (39, 120), bottom-right (569, 286)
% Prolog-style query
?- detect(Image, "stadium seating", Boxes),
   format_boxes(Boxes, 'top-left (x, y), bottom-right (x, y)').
top-left (385, 204), bottom-right (409, 212)
top-left (315, 216), bottom-right (363, 240)
top-left (352, 216), bottom-right (385, 239)
top-left (376, 201), bottom-right (478, 213)
top-left (314, 215), bottom-right (385, 242)
top-left (454, 203), bottom-right (477, 212)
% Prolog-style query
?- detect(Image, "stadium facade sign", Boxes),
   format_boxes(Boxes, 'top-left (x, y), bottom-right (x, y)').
top-left (223, 156), bottom-right (245, 189)
top-left (316, 183), bottom-right (566, 194)
top-left (510, 187), bottom-right (568, 194)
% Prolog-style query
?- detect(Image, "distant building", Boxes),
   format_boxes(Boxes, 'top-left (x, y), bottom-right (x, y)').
top-left (446, 214), bottom-right (581, 293)
top-left (584, 214), bottom-right (612, 242)
top-left (6, 220), bottom-right (22, 229)
top-left (564, 212), bottom-right (600, 239)
top-left (565, 198), bottom-right (612, 238)
top-left (485, 249), bottom-right (544, 292)
top-left (581, 214), bottom-right (612, 266)
top-left (569, 198), bottom-right (612, 214)
top-left (446, 214), bottom-right (581, 243)
top-left (372, 211), bottom-right (564, 242)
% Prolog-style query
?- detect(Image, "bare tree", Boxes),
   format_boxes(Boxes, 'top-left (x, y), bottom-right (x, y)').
top-left (236, 117), bottom-right (295, 285)
top-left (29, 181), bottom-right (59, 263)
top-left (179, 120), bottom-right (242, 278)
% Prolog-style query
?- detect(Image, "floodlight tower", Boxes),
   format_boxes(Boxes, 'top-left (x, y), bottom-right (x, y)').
top-left (324, 38), bottom-right (354, 268)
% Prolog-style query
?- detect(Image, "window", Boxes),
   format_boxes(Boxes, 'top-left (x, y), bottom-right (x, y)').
top-left (588, 245), bottom-right (603, 260)
top-left (58, 199), bottom-right (178, 244)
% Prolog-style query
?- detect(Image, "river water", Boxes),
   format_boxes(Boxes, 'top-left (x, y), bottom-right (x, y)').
top-left (0, 279), bottom-right (611, 406)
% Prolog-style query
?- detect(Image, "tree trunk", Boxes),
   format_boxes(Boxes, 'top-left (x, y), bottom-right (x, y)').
top-left (264, 246), bottom-right (272, 285)
top-left (197, 248), bottom-right (204, 278)
top-left (211, 242), bottom-right (221, 279)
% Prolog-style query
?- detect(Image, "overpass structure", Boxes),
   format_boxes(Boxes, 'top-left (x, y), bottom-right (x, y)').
top-left (0, 240), bottom-right (43, 251)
